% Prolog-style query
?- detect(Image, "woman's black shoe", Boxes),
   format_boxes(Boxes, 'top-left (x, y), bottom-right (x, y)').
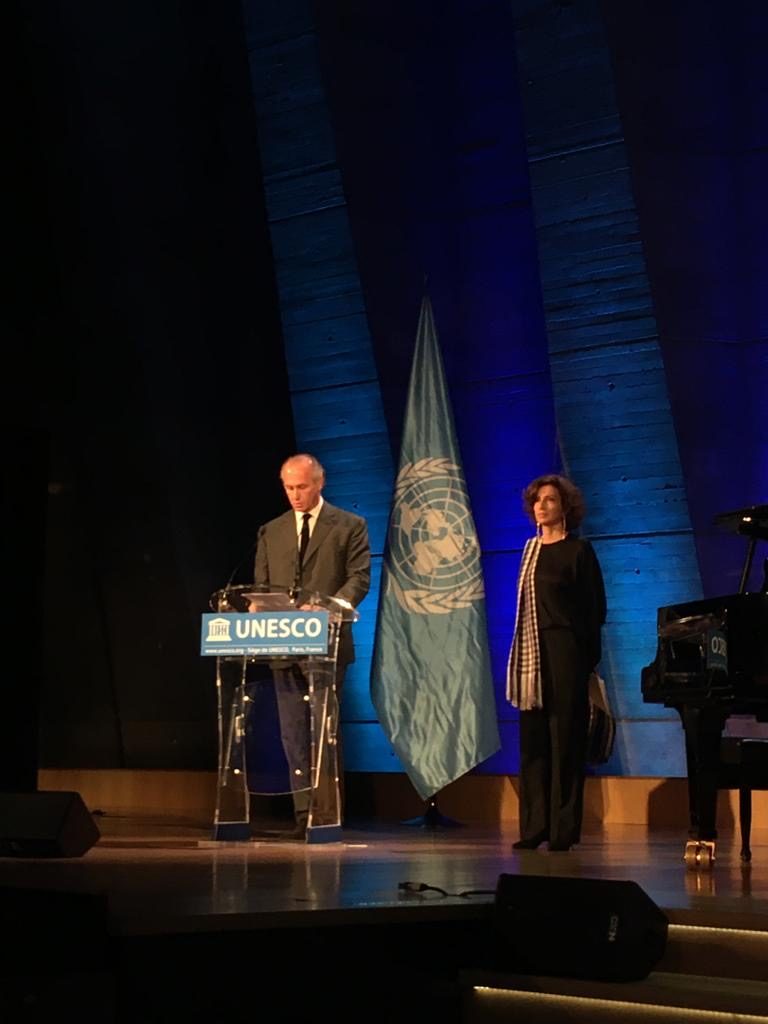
top-left (512, 833), bottom-right (547, 850)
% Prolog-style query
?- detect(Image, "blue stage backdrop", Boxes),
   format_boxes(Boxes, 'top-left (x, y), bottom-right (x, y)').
top-left (602, 0), bottom-right (768, 595)
top-left (507, 0), bottom-right (704, 777)
top-left (244, 0), bottom-right (768, 783)
top-left (241, 0), bottom-right (395, 767)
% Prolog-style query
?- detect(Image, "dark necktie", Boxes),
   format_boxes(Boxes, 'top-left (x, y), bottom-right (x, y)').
top-left (298, 512), bottom-right (311, 571)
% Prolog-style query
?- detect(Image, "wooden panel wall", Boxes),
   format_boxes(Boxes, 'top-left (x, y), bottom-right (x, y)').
top-left (241, 0), bottom-right (394, 748)
top-left (510, 0), bottom-right (703, 775)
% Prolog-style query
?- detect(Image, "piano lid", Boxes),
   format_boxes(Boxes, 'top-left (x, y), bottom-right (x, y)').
top-left (714, 504), bottom-right (768, 540)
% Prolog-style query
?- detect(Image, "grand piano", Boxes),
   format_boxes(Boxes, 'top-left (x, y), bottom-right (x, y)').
top-left (641, 504), bottom-right (768, 867)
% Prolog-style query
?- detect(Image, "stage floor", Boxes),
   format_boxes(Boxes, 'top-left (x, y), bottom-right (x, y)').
top-left (1, 815), bottom-right (767, 937)
top-left (3, 816), bottom-right (768, 1024)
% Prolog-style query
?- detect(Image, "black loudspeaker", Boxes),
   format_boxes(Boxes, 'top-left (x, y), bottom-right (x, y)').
top-left (0, 791), bottom-right (100, 858)
top-left (494, 874), bottom-right (668, 982)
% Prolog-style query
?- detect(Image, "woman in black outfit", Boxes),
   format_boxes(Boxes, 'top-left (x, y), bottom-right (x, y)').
top-left (506, 475), bottom-right (606, 852)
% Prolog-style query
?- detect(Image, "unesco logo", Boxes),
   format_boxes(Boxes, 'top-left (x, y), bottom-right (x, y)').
top-left (386, 457), bottom-right (485, 614)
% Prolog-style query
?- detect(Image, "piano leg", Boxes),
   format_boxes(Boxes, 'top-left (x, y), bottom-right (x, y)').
top-left (678, 705), bottom-right (727, 869)
top-left (738, 784), bottom-right (752, 862)
top-left (737, 739), bottom-right (768, 863)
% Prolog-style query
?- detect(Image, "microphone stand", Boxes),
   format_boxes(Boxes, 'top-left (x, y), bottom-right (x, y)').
top-left (211, 539), bottom-right (257, 611)
top-left (290, 544), bottom-right (303, 604)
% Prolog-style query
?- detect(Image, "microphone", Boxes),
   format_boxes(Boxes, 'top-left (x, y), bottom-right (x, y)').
top-left (211, 539), bottom-right (257, 611)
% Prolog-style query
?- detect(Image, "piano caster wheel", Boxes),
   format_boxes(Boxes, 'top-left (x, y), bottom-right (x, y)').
top-left (684, 840), bottom-right (716, 870)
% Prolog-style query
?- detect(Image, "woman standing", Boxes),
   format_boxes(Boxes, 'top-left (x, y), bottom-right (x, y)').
top-left (507, 475), bottom-right (606, 851)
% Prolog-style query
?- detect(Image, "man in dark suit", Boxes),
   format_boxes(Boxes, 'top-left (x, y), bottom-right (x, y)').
top-left (254, 453), bottom-right (370, 835)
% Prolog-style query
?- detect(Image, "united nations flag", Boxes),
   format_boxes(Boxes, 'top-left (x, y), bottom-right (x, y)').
top-left (370, 294), bottom-right (501, 800)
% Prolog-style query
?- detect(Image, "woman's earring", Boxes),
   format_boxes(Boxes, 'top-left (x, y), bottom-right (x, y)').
top-left (562, 516), bottom-right (567, 538)
top-left (536, 522), bottom-right (543, 538)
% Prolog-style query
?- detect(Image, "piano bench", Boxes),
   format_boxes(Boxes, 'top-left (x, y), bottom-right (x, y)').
top-left (732, 739), bottom-right (768, 862)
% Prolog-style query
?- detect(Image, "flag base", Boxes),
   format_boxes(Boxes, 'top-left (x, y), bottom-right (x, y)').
top-left (401, 797), bottom-right (463, 829)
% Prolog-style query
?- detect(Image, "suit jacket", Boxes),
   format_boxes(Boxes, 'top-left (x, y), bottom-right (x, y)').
top-left (253, 502), bottom-right (370, 666)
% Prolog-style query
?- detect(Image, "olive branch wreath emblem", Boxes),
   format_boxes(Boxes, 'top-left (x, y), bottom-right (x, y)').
top-left (387, 457), bottom-right (485, 615)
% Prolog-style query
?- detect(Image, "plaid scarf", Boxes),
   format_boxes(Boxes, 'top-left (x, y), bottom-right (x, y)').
top-left (506, 536), bottom-right (543, 710)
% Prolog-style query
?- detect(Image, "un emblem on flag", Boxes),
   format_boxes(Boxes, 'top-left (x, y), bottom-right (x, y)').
top-left (387, 457), bottom-right (485, 614)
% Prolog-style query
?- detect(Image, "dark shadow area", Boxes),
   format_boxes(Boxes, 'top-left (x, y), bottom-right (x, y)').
top-left (10, 1), bottom-right (295, 777)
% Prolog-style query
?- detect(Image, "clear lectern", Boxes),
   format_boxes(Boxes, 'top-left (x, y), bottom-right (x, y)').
top-left (206, 584), bottom-right (357, 844)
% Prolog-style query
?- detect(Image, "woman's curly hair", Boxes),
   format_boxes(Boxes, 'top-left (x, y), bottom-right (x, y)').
top-left (522, 474), bottom-right (587, 531)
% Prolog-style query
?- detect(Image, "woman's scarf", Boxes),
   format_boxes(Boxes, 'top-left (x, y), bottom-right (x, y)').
top-left (506, 536), bottom-right (543, 710)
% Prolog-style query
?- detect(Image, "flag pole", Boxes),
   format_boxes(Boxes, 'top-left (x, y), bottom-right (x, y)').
top-left (401, 794), bottom-right (462, 829)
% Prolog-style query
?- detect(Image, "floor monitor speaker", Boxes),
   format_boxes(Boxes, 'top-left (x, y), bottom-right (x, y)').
top-left (0, 790), bottom-right (100, 857)
top-left (494, 873), bottom-right (668, 981)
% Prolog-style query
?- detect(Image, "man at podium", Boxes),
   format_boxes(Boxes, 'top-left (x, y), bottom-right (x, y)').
top-left (253, 453), bottom-right (371, 835)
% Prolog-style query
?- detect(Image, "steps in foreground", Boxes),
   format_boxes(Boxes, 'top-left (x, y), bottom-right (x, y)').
top-left (462, 916), bottom-right (768, 1023)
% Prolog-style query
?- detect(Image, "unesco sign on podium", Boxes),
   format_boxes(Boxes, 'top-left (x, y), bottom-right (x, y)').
top-left (200, 610), bottom-right (330, 657)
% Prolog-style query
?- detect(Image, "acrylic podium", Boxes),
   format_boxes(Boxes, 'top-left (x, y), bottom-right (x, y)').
top-left (202, 584), bottom-right (357, 844)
